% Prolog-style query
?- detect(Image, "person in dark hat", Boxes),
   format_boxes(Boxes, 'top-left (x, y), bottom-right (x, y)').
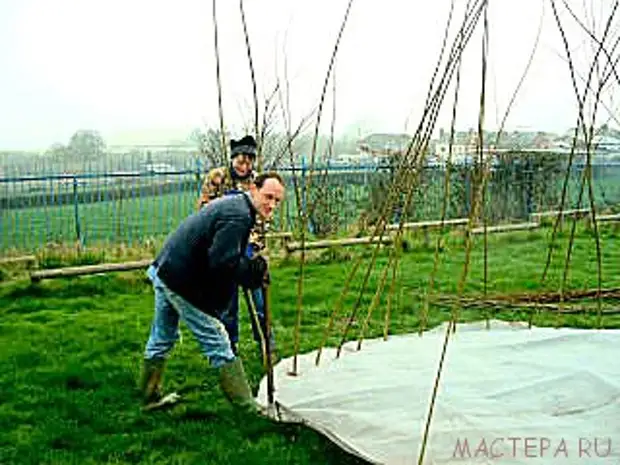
top-left (196, 135), bottom-right (277, 362)
top-left (197, 135), bottom-right (258, 208)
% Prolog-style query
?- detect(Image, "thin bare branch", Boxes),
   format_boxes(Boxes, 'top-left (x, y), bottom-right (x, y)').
top-left (239, 0), bottom-right (261, 168)
top-left (211, 0), bottom-right (227, 158)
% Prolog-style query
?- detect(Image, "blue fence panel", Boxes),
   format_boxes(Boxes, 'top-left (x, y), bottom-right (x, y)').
top-left (1, 155), bottom-right (619, 256)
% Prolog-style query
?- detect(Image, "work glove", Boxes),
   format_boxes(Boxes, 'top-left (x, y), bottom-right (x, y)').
top-left (246, 255), bottom-right (268, 289)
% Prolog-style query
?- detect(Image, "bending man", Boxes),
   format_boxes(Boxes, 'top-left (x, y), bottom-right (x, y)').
top-left (140, 171), bottom-right (285, 413)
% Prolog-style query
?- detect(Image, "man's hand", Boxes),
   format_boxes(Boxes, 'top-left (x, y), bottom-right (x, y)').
top-left (247, 255), bottom-right (268, 289)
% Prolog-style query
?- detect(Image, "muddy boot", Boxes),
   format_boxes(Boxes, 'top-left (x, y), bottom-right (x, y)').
top-left (139, 357), bottom-right (180, 412)
top-left (218, 358), bottom-right (265, 415)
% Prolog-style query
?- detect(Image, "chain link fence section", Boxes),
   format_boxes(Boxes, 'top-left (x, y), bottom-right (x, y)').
top-left (2, 153), bottom-right (619, 256)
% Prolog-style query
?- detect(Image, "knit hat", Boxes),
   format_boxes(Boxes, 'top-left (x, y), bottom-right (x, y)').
top-left (230, 135), bottom-right (257, 159)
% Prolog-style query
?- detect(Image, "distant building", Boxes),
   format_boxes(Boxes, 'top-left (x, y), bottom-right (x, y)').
top-left (434, 140), bottom-right (475, 163)
top-left (107, 143), bottom-right (197, 156)
top-left (434, 129), bottom-right (489, 163)
top-left (142, 162), bottom-right (177, 173)
top-left (593, 135), bottom-right (620, 152)
top-left (357, 133), bottom-right (413, 158)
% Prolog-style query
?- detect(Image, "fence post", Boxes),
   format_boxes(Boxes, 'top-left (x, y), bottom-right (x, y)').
top-left (525, 156), bottom-right (534, 220)
top-left (301, 155), bottom-right (313, 234)
top-left (301, 154), bottom-right (306, 213)
top-left (73, 175), bottom-right (84, 250)
top-left (464, 166), bottom-right (472, 217)
top-left (195, 157), bottom-right (203, 197)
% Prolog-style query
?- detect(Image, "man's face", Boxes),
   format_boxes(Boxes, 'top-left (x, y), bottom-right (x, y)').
top-left (251, 178), bottom-right (285, 219)
top-left (231, 154), bottom-right (254, 177)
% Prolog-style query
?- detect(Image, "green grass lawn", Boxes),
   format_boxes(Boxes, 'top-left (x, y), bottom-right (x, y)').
top-left (1, 224), bottom-right (619, 464)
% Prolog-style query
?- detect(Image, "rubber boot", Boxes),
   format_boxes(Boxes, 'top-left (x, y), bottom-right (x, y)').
top-left (218, 358), bottom-right (264, 415)
top-left (139, 357), bottom-right (180, 411)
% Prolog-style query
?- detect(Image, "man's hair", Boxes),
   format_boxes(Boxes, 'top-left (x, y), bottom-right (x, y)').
top-left (254, 171), bottom-right (285, 188)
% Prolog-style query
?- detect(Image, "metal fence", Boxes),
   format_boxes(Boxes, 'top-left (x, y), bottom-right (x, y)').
top-left (2, 155), bottom-right (620, 256)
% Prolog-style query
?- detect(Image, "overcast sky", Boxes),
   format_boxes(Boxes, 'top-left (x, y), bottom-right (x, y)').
top-left (0, 0), bottom-right (618, 150)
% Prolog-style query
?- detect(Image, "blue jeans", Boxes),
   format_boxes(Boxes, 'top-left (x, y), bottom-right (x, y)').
top-left (143, 265), bottom-right (236, 369)
top-left (220, 283), bottom-right (272, 351)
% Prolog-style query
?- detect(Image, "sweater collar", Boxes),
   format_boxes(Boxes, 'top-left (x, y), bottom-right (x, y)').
top-left (242, 191), bottom-right (258, 221)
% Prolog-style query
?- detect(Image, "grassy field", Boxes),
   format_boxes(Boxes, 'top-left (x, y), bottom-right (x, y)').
top-left (1, 224), bottom-right (619, 464)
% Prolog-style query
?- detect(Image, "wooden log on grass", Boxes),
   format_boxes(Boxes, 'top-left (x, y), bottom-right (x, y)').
top-left (265, 231), bottom-right (293, 248)
top-left (0, 255), bottom-right (36, 268)
top-left (385, 218), bottom-right (469, 231)
top-left (30, 259), bottom-right (152, 282)
top-left (595, 213), bottom-right (620, 223)
top-left (285, 236), bottom-right (393, 254)
top-left (471, 222), bottom-right (540, 235)
top-left (530, 208), bottom-right (590, 222)
top-left (386, 218), bottom-right (469, 247)
top-left (265, 232), bottom-right (293, 239)
top-left (596, 213), bottom-right (620, 233)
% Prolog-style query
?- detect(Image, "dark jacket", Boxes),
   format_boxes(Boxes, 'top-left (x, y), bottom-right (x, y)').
top-left (152, 192), bottom-right (258, 315)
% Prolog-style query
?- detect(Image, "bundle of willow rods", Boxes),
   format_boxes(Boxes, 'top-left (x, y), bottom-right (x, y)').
top-left (431, 287), bottom-right (620, 315)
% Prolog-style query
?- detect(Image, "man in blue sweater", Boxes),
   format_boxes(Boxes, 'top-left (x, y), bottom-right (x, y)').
top-left (139, 171), bottom-right (285, 413)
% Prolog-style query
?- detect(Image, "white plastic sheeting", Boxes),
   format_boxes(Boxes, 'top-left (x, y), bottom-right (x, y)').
top-left (256, 320), bottom-right (620, 464)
